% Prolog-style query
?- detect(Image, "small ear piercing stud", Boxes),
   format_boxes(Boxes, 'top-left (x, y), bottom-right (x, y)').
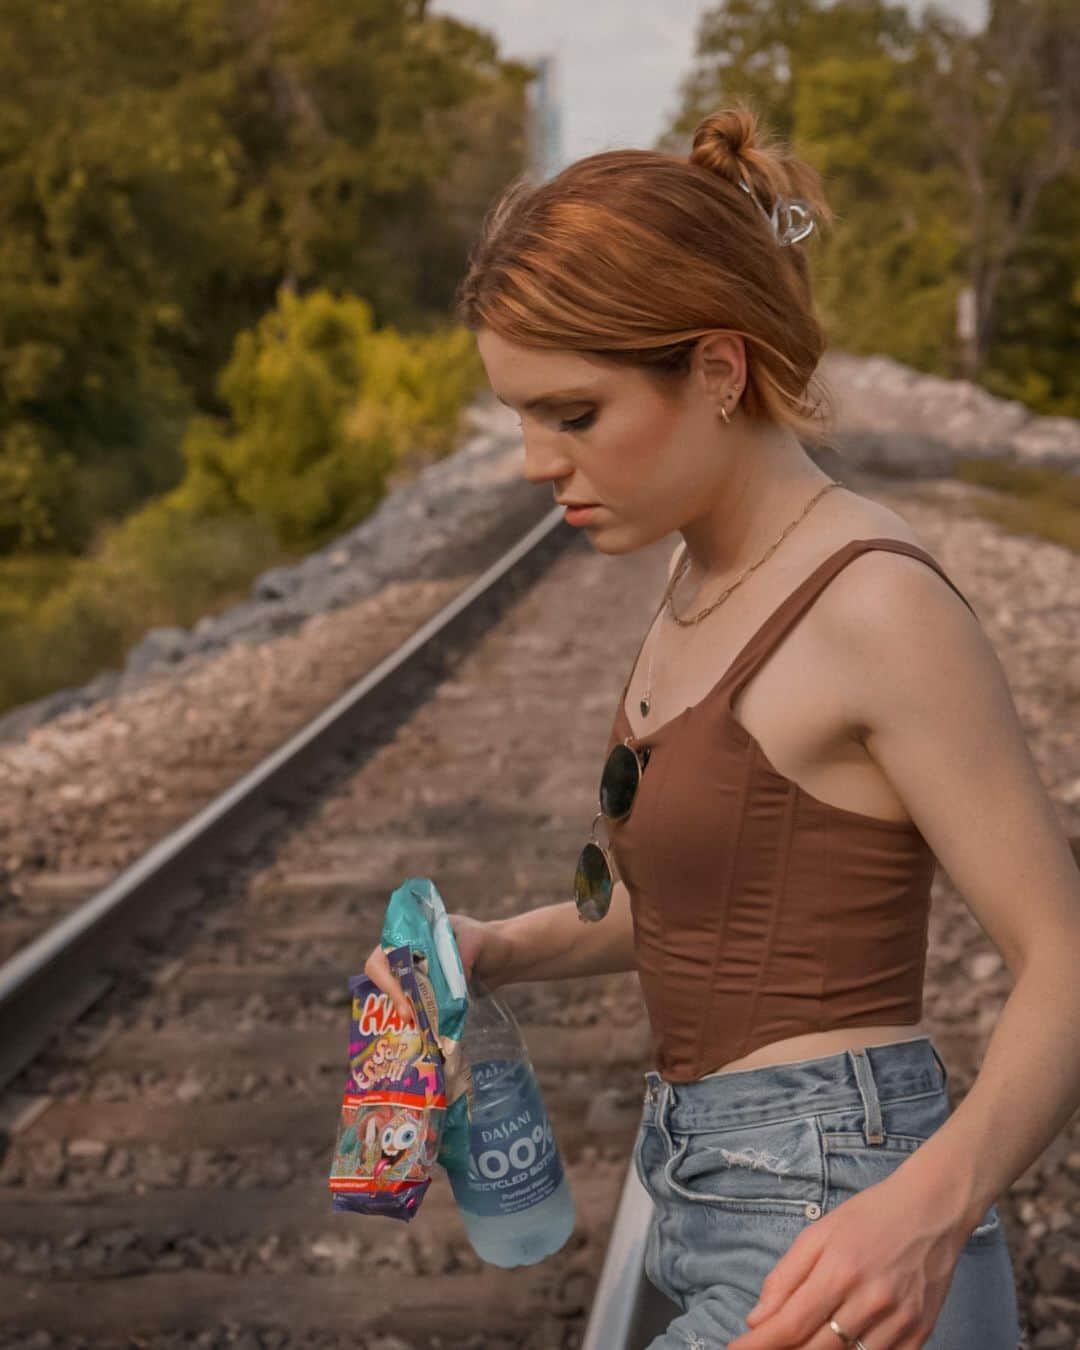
top-left (719, 386), bottom-right (741, 425)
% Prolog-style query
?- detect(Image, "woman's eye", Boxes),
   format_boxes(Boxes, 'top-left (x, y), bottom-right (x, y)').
top-left (560, 410), bottom-right (596, 432)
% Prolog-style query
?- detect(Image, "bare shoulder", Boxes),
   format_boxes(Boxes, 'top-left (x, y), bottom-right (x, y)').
top-left (820, 494), bottom-right (967, 615)
top-left (805, 494), bottom-right (982, 731)
top-left (816, 498), bottom-right (989, 743)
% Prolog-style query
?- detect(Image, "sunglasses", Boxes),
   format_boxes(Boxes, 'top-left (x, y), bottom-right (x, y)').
top-left (573, 738), bottom-right (652, 921)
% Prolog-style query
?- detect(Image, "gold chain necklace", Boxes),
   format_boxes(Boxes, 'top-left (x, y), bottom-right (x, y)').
top-left (637, 479), bottom-right (843, 719)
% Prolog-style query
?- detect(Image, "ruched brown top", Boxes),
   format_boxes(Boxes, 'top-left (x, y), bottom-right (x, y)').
top-left (605, 538), bottom-right (978, 1084)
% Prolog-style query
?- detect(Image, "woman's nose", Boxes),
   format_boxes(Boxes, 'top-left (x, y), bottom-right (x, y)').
top-left (519, 431), bottom-right (573, 490)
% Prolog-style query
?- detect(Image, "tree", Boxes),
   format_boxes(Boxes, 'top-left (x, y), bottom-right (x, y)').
top-left (0, 0), bottom-right (532, 555)
top-left (916, 0), bottom-right (1079, 380)
top-left (172, 286), bottom-right (483, 549)
top-left (660, 0), bottom-right (1078, 407)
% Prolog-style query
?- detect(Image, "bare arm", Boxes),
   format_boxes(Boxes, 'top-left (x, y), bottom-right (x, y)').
top-left (830, 550), bottom-right (1080, 1232)
top-left (483, 878), bottom-right (637, 986)
top-left (729, 551), bottom-right (1080, 1348)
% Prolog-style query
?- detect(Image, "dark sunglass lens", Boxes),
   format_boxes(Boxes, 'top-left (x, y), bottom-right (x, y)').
top-left (574, 841), bottom-right (612, 921)
top-left (600, 744), bottom-right (640, 819)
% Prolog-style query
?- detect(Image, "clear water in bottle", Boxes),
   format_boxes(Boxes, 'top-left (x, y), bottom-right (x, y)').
top-left (442, 977), bottom-right (576, 1267)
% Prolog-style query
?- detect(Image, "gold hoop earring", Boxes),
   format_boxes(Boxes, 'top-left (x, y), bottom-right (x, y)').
top-left (719, 403), bottom-right (731, 425)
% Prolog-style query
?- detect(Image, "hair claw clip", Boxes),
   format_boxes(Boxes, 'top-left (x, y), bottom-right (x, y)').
top-left (736, 174), bottom-right (815, 247)
top-left (772, 197), bottom-right (815, 246)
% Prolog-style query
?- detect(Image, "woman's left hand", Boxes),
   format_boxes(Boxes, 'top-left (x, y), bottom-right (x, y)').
top-left (727, 1171), bottom-right (968, 1349)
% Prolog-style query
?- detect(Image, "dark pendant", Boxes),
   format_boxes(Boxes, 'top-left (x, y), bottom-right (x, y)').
top-left (640, 696), bottom-right (650, 717)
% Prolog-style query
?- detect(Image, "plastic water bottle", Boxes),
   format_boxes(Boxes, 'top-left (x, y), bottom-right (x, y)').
top-left (442, 977), bottom-right (576, 1267)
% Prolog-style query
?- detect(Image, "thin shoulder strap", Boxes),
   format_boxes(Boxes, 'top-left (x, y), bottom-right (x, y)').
top-left (721, 538), bottom-right (978, 701)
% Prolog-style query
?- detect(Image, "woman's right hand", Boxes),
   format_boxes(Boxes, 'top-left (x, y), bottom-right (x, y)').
top-left (362, 913), bottom-right (513, 1024)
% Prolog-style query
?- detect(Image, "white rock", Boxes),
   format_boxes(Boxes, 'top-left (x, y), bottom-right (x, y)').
top-left (968, 951), bottom-right (1004, 981)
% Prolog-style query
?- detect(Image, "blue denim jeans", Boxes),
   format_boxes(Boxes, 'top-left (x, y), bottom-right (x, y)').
top-left (633, 1035), bottom-right (1022, 1348)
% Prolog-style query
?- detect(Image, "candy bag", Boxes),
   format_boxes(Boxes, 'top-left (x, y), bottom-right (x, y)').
top-left (327, 878), bottom-right (474, 1220)
top-left (327, 944), bottom-right (445, 1221)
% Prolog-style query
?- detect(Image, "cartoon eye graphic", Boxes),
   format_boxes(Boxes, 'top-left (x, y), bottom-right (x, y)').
top-left (383, 1120), bottom-right (418, 1151)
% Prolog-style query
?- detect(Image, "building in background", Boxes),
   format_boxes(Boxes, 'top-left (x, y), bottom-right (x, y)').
top-left (525, 52), bottom-right (563, 179)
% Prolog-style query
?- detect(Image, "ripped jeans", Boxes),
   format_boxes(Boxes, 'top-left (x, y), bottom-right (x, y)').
top-left (633, 1035), bottom-right (1022, 1349)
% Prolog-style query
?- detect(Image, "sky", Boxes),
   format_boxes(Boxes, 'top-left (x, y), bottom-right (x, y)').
top-left (428, 0), bottom-right (989, 170)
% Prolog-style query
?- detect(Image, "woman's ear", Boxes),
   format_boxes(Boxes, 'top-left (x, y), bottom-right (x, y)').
top-left (693, 331), bottom-right (746, 414)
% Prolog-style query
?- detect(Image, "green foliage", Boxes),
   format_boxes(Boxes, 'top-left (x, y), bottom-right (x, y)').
top-left (0, 553), bottom-right (75, 630)
top-left (0, 0), bottom-right (528, 714)
top-left (0, 425), bottom-right (82, 552)
top-left (0, 0), bottom-right (531, 558)
top-left (0, 289), bottom-right (487, 715)
top-left (172, 287), bottom-right (486, 549)
top-left (0, 499), bottom-right (287, 714)
top-left (954, 457), bottom-right (1080, 551)
top-left (975, 169), bottom-right (1080, 415)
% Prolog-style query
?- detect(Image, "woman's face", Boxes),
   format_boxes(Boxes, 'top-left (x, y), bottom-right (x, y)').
top-left (475, 328), bottom-right (743, 556)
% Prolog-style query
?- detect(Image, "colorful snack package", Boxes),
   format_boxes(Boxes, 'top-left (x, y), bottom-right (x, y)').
top-left (328, 943), bottom-right (446, 1221)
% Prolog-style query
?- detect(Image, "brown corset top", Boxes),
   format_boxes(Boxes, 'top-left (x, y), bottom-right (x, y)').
top-left (604, 538), bottom-right (979, 1084)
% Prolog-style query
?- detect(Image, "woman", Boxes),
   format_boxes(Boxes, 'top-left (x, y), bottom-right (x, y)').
top-left (366, 102), bottom-right (1080, 1348)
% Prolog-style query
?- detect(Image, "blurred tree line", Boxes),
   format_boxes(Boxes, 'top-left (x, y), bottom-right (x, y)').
top-left (0, 0), bottom-right (526, 559)
top-left (663, 0), bottom-right (1078, 413)
top-left (0, 0), bottom-right (531, 712)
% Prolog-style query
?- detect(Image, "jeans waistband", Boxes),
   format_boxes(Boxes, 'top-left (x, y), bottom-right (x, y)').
top-left (641, 1035), bottom-right (948, 1140)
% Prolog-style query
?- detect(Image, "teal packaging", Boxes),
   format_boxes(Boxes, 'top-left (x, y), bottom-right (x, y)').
top-left (380, 877), bottom-right (474, 1174)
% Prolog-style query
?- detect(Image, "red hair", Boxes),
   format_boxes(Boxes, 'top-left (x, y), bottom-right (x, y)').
top-left (455, 99), bottom-right (836, 447)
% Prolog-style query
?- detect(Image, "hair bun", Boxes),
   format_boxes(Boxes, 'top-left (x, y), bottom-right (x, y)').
top-left (689, 105), bottom-right (756, 183)
top-left (688, 98), bottom-right (832, 247)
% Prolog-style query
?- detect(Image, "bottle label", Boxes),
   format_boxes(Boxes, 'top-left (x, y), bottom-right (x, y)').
top-left (456, 1058), bottom-right (564, 1217)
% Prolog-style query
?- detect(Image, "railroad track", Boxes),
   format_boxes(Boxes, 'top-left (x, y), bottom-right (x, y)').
top-left (0, 506), bottom-right (680, 1349)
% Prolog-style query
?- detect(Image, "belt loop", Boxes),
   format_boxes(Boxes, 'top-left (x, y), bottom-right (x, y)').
top-left (653, 1075), bottom-right (677, 1148)
top-left (929, 1040), bottom-right (950, 1092)
top-left (658, 1076), bottom-right (674, 1136)
top-left (848, 1047), bottom-right (884, 1145)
